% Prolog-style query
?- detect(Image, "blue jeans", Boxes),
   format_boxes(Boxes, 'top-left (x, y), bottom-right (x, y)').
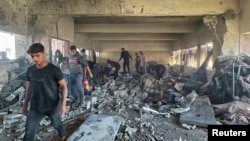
top-left (63, 73), bottom-right (72, 98)
top-left (70, 73), bottom-right (84, 103)
top-left (23, 108), bottom-right (65, 141)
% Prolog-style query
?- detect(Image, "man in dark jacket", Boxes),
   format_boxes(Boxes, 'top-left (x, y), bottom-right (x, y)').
top-left (118, 48), bottom-right (132, 75)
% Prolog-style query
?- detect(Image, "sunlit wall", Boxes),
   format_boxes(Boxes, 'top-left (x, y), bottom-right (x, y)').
top-left (0, 31), bottom-right (15, 59)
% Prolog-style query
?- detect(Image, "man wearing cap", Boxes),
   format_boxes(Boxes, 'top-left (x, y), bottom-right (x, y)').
top-left (22, 43), bottom-right (67, 141)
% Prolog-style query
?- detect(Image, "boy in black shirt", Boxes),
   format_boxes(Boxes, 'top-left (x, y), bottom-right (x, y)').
top-left (22, 43), bottom-right (67, 141)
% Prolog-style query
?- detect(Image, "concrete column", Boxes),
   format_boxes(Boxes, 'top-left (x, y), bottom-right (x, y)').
top-left (197, 44), bottom-right (201, 67)
top-left (221, 18), bottom-right (240, 55)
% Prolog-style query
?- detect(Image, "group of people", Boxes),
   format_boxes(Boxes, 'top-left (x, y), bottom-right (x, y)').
top-left (22, 43), bottom-right (94, 141)
top-left (21, 43), bottom-right (170, 141)
top-left (59, 46), bottom-right (93, 103)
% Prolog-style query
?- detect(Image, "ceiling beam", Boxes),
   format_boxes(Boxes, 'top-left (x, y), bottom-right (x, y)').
top-left (98, 40), bottom-right (174, 51)
top-left (75, 23), bottom-right (198, 33)
top-left (87, 33), bottom-right (181, 40)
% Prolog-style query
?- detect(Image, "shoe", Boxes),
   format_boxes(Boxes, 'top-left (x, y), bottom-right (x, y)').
top-left (94, 86), bottom-right (101, 90)
top-left (61, 136), bottom-right (66, 141)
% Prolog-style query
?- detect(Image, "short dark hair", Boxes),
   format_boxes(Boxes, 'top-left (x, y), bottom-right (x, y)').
top-left (27, 43), bottom-right (44, 54)
top-left (81, 48), bottom-right (86, 53)
top-left (70, 45), bottom-right (76, 50)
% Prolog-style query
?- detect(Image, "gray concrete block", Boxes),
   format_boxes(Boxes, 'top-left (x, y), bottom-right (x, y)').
top-left (67, 114), bottom-right (123, 141)
top-left (179, 95), bottom-right (218, 127)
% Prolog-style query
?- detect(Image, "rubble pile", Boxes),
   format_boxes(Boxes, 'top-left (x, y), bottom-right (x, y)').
top-left (0, 54), bottom-right (250, 141)
top-left (202, 53), bottom-right (250, 104)
top-left (0, 57), bottom-right (30, 111)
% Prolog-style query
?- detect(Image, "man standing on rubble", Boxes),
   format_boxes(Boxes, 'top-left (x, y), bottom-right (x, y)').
top-left (22, 43), bottom-right (67, 141)
top-left (118, 48), bottom-right (132, 75)
top-left (68, 45), bottom-right (93, 105)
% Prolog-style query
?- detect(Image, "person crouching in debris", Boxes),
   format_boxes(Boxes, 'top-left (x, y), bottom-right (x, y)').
top-left (152, 63), bottom-right (166, 80)
top-left (107, 59), bottom-right (121, 79)
top-left (101, 62), bottom-right (112, 83)
top-left (22, 43), bottom-right (67, 141)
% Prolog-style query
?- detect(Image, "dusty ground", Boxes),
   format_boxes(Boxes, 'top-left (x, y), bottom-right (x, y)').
top-left (45, 108), bottom-right (208, 141)
top-left (0, 73), bottom-right (209, 141)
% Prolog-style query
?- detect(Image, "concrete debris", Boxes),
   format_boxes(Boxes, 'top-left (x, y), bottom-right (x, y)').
top-left (171, 106), bottom-right (190, 114)
top-left (179, 95), bottom-right (218, 127)
top-left (1, 56), bottom-right (250, 140)
top-left (67, 114), bottom-right (123, 141)
top-left (125, 126), bottom-right (137, 135)
top-left (203, 54), bottom-right (250, 104)
top-left (212, 100), bottom-right (250, 125)
top-left (174, 136), bottom-right (187, 141)
top-left (181, 124), bottom-right (196, 130)
top-left (175, 82), bottom-right (185, 91)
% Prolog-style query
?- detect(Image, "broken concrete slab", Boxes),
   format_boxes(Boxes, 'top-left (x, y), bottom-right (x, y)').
top-left (179, 95), bottom-right (218, 127)
top-left (212, 100), bottom-right (250, 124)
top-left (67, 114), bottom-right (124, 141)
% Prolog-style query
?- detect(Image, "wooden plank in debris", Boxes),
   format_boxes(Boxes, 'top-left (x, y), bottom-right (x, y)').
top-left (179, 95), bottom-right (218, 127)
top-left (67, 114), bottom-right (123, 141)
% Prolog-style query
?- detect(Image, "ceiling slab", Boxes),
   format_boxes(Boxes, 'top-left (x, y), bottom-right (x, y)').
top-left (75, 23), bottom-right (199, 33)
top-left (88, 33), bottom-right (182, 41)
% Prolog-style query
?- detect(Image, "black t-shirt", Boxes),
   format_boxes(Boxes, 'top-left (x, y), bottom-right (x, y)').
top-left (26, 63), bottom-right (64, 112)
top-left (87, 60), bottom-right (95, 69)
top-left (154, 64), bottom-right (166, 73)
top-left (119, 51), bottom-right (132, 62)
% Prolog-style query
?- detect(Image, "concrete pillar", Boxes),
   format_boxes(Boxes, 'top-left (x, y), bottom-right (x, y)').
top-left (197, 44), bottom-right (201, 67)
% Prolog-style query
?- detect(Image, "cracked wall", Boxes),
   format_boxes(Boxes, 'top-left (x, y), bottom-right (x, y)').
top-left (0, 0), bottom-right (244, 59)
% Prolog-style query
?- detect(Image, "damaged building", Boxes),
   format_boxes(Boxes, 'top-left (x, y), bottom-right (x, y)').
top-left (0, 0), bottom-right (250, 141)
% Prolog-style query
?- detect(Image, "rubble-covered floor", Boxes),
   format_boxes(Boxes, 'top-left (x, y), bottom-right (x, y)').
top-left (45, 111), bottom-right (208, 141)
top-left (2, 54), bottom-right (250, 141)
top-left (0, 74), bottom-right (208, 141)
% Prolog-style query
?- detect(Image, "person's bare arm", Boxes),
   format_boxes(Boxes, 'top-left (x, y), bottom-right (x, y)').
top-left (58, 79), bottom-right (67, 115)
top-left (86, 66), bottom-right (93, 78)
top-left (22, 82), bottom-right (32, 115)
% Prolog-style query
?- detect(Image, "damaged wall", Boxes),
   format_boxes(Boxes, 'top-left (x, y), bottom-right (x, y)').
top-left (240, 34), bottom-right (250, 54)
top-left (51, 16), bottom-right (74, 43)
top-left (239, 0), bottom-right (250, 55)
top-left (181, 15), bottom-right (227, 53)
top-left (15, 34), bottom-right (31, 58)
top-left (28, 0), bottom-right (239, 16)
top-left (0, 0), bottom-right (29, 35)
top-left (222, 15), bottom-right (240, 55)
top-left (75, 33), bottom-right (91, 50)
top-left (0, 0), bottom-right (244, 64)
top-left (240, 0), bottom-right (250, 34)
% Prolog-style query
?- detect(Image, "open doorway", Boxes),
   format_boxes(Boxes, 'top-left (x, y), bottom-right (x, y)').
top-left (51, 38), bottom-right (69, 65)
top-left (0, 31), bottom-right (15, 60)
